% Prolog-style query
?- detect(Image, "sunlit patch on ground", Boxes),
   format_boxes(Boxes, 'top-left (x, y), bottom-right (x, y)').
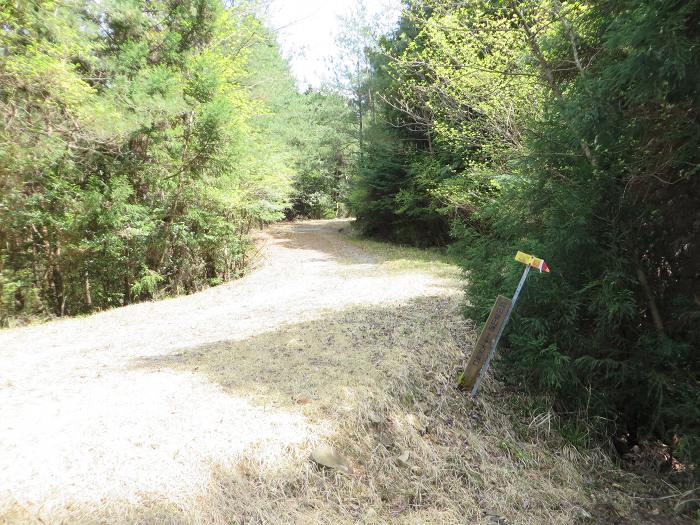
top-left (1, 370), bottom-right (310, 506)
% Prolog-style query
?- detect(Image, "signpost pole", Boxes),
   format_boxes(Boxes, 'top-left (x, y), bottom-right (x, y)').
top-left (470, 265), bottom-right (531, 398)
top-left (461, 250), bottom-right (549, 399)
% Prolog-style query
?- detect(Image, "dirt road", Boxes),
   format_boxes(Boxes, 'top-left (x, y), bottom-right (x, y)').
top-left (1, 220), bottom-right (472, 523)
top-left (3, 220), bottom-right (636, 525)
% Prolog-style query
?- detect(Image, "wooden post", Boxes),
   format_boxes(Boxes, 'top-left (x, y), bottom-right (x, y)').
top-left (460, 252), bottom-right (549, 398)
top-left (459, 295), bottom-right (512, 392)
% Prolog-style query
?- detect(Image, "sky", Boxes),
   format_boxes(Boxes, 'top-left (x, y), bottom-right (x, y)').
top-left (264, 0), bottom-right (402, 89)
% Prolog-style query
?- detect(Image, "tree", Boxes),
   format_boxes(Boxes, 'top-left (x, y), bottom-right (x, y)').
top-left (334, 1), bottom-right (382, 166)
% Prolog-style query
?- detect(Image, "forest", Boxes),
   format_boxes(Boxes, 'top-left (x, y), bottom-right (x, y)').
top-left (0, 0), bottom-right (353, 322)
top-left (1, 0), bottom-right (698, 479)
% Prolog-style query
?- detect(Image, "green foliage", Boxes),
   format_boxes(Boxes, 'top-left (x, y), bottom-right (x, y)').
top-left (452, 0), bottom-right (700, 464)
top-left (287, 91), bottom-right (356, 219)
top-left (131, 267), bottom-right (165, 299)
top-left (351, 140), bottom-right (450, 245)
top-left (351, 0), bottom-right (700, 467)
top-left (0, 0), bottom-right (325, 321)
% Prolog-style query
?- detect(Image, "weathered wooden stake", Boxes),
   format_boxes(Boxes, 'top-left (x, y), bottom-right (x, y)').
top-left (469, 265), bottom-right (530, 398)
top-left (458, 294), bottom-right (512, 393)
top-left (460, 251), bottom-right (549, 398)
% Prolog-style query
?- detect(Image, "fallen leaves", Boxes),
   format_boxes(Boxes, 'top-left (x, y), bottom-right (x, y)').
top-left (310, 445), bottom-right (352, 474)
top-left (397, 450), bottom-right (410, 467)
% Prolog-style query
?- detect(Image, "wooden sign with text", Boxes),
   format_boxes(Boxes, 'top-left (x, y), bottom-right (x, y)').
top-left (459, 295), bottom-right (512, 392)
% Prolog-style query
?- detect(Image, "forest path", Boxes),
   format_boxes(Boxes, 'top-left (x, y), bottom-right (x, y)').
top-left (0, 219), bottom-right (466, 523)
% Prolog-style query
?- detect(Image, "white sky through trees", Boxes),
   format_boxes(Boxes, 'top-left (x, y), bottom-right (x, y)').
top-left (265, 0), bottom-right (402, 89)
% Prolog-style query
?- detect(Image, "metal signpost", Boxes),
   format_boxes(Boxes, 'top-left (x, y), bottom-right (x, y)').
top-left (459, 251), bottom-right (550, 398)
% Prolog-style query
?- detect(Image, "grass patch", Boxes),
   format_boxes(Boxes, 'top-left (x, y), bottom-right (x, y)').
top-left (340, 226), bottom-right (461, 279)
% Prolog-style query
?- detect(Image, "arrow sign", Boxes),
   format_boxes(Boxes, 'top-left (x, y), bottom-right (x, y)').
top-left (459, 251), bottom-right (550, 398)
top-left (515, 251), bottom-right (550, 273)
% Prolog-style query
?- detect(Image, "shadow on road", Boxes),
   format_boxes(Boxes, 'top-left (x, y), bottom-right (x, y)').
top-left (130, 295), bottom-right (469, 413)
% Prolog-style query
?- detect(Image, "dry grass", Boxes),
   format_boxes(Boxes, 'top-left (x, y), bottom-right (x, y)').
top-left (0, 220), bottom-right (687, 524)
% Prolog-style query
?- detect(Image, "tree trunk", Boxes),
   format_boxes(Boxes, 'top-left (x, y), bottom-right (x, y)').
top-left (636, 262), bottom-right (665, 335)
top-left (84, 268), bottom-right (92, 309)
top-left (357, 58), bottom-right (364, 165)
top-left (51, 242), bottom-right (65, 316)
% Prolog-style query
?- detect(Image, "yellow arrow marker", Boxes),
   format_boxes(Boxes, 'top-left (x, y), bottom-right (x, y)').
top-left (515, 251), bottom-right (550, 272)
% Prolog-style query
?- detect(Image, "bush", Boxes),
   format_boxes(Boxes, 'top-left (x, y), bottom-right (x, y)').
top-left (351, 143), bottom-right (450, 246)
top-left (451, 0), bottom-right (700, 464)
